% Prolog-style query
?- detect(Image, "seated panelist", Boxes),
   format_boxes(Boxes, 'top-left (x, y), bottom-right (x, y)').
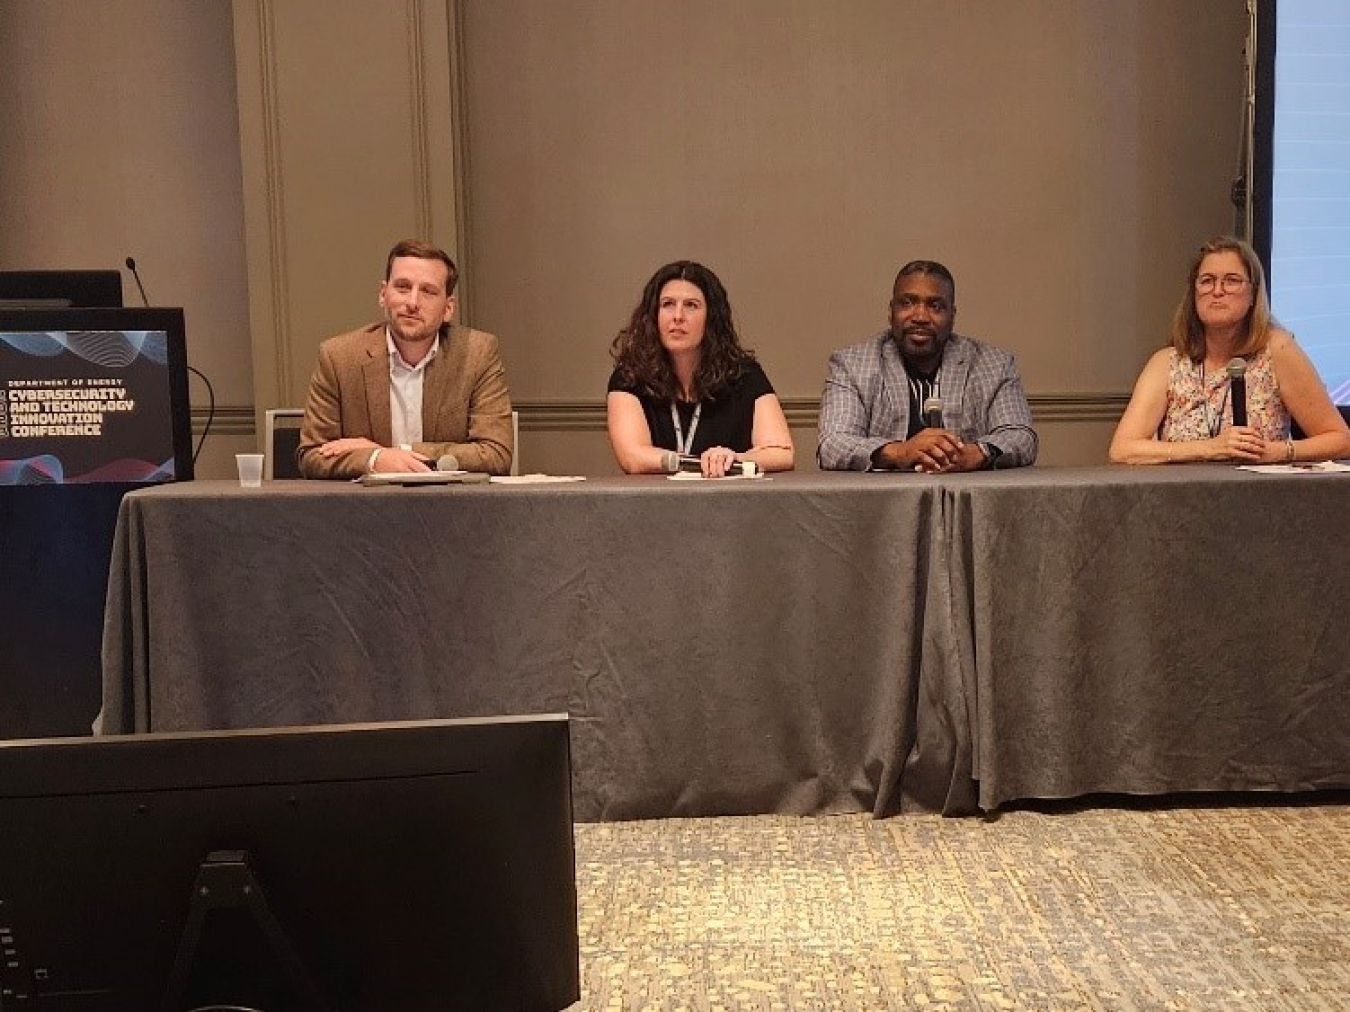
top-left (297, 239), bottom-right (513, 479)
top-left (817, 259), bottom-right (1037, 472)
top-left (606, 260), bottom-right (794, 477)
top-left (1110, 236), bottom-right (1350, 464)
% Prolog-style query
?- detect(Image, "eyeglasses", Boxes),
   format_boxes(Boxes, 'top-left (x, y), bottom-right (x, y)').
top-left (1195, 274), bottom-right (1251, 294)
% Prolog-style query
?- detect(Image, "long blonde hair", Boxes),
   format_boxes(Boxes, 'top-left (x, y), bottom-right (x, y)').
top-left (1169, 236), bottom-right (1273, 362)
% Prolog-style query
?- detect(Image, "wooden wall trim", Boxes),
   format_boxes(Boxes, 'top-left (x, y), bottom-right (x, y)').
top-left (215, 392), bottom-right (1128, 438)
top-left (511, 393), bottom-right (1131, 432)
top-left (406, 0), bottom-right (432, 238)
top-left (234, 0), bottom-right (462, 423)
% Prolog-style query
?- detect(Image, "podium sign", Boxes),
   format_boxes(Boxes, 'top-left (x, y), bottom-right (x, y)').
top-left (0, 307), bottom-right (193, 484)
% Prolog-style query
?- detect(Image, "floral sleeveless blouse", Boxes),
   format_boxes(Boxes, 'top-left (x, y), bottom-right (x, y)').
top-left (1159, 347), bottom-right (1289, 442)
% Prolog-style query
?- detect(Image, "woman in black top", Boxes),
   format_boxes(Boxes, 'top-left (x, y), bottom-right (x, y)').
top-left (606, 261), bottom-right (794, 476)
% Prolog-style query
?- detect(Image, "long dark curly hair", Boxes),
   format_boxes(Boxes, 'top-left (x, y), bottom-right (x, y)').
top-left (610, 260), bottom-right (755, 402)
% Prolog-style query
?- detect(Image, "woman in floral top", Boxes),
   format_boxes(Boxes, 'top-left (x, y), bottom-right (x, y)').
top-left (1110, 236), bottom-right (1350, 464)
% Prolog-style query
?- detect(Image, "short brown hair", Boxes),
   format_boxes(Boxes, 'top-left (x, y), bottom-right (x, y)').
top-left (1170, 236), bottom-right (1272, 362)
top-left (384, 239), bottom-right (459, 294)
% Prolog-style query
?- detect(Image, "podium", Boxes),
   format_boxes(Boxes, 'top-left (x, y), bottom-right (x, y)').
top-left (0, 307), bottom-right (193, 737)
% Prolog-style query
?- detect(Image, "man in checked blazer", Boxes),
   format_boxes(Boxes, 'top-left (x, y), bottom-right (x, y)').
top-left (298, 240), bottom-right (513, 479)
top-left (817, 260), bottom-right (1037, 472)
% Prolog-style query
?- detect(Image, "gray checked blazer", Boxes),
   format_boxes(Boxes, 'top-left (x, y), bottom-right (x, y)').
top-left (817, 331), bottom-right (1037, 471)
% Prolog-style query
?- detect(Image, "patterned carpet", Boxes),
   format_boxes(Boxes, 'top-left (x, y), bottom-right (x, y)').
top-left (566, 799), bottom-right (1350, 1010)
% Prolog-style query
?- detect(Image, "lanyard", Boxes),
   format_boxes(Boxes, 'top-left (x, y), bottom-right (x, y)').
top-left (1197, 361), bottom-right (1231, 438)
top-left (670, 401), bottom-right (702, 454)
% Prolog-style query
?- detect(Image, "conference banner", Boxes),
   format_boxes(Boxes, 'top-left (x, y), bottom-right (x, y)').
top-left (0, 329), bottom-right (178, 484)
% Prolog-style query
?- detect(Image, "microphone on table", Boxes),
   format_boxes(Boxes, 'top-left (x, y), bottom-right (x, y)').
top-left (676, 454), bottom-right (706, 473)
top-left (657, 451), bottom-right (705, 474)
top-left (922, 395), bottom-right (944, 430)
top-left (436, 453), bottom-right (461, 471)
top-left (658, 450), bottom-right (756, 476)
top-left (1226, 358), bottom-right (1248, 427)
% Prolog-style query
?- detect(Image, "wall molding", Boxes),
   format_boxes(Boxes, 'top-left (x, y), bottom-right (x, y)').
top-left (446, 0), bottom-right (474, 321)
top-left (233, 0), bottom-right (461, 417)
top-left (213, 393), bottom-right (1128, 438)
top-left (406, 0), bottom-right (433, 238)
top-left (241, 0), bottom-right (294, 402)
top-left (1027, 393), bottom-right (1130, 423)
top-left (193, 405), bottom-right (256, 437)
top-left (513, 392), bottom-right (1130, 432)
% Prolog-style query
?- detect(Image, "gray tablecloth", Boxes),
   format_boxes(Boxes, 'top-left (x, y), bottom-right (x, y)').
top-left (99, 473), bottom-right (944, 821)
top-left (99, 466), bottom-right (1350, 819)
top-left (941, 465), bottom-right (1350, 810)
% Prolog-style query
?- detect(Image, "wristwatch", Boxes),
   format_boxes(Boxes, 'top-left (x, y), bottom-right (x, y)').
top-left (978, 442), bottom-right (1002, 470)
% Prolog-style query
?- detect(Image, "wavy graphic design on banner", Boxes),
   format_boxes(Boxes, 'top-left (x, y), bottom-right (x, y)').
top-left (0, 455), bottom-right (63, 485)
top-left (0, 330), bottom-right (167, 366)
top-left (0, 456), bottom-right (173, 485)
top-left (72, 458), bottom-right (174, 483)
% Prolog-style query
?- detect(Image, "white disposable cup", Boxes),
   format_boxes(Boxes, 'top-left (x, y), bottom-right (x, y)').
top-left (236, 453), bottom-right (265, 487)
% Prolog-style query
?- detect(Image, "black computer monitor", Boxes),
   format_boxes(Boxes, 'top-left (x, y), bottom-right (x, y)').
top-left (0, 307), bottom-right (193, 483)
top-left (0, 270), bottom-right (124, 310)
top-left (0, 715), bottom-right (580, 1011)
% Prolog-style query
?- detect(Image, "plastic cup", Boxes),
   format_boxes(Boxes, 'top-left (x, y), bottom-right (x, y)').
top-left (236, 453), bottom-right (265, 487)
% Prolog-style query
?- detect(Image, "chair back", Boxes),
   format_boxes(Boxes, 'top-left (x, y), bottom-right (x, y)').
top-left (511, 410), bottom-right (520, 476)
top-left (265, 409), bottom-right (305, 479)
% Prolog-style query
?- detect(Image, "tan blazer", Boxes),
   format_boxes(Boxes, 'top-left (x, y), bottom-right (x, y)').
top-left (297, 323), bottom-right (513, 478)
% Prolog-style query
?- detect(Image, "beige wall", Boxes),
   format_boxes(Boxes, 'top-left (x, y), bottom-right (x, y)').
top-left (231, 0), bottom-right (463, 433)
top-left (0, 0), bottom-right (254, 478)
top-left (460, 0), bottom-right (1246, 472)
top-left (2, 1), bottom-right (1249, 477)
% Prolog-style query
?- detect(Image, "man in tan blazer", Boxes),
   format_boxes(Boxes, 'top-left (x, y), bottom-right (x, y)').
top-left (298, 240), bottom-right (513, 478)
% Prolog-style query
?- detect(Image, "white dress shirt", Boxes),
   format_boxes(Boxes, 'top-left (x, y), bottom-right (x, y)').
top-left (386, 328), bottom-right (439, 449)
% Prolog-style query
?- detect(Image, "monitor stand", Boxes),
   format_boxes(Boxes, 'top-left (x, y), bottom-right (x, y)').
top-left (164, 850), bottom-right (330, 1012)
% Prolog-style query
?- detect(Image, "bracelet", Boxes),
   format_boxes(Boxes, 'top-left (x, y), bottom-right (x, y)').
top-left (366, 448), bottom-right (383, 473)
top-left (1286, 439), bottom-right (1295, 464)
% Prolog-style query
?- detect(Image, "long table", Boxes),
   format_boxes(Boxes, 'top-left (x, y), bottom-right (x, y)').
top-left (98, 474), bottom-right (946, 821)
top-left (98, 467), bottom-right (1350, 819)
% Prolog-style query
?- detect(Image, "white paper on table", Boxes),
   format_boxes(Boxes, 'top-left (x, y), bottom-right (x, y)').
top-left (1237, 461), bottom-right (1350, 474)
top-left (488, 474), bottom-right (587, 484)
top-left (666, 471), bottom-right (768, 481)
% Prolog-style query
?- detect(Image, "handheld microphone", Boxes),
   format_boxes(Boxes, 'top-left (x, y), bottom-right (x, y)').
top-left (922, 395), bottom-right (944, 430)
top-left (1226, 358), bottom-right (1248, 427)
top-left (658, 451), bottom-right (757, 476)
top-left (676, 454), bottom-right (705, 473)
top-left (436, 453), bottom-right (461, 472)
top-left (672, 453), bottom-right (757, 477)
top-left (124, 256), bottom-right (151, 307)
top-left (656, 452), bottom-right (707, 473)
